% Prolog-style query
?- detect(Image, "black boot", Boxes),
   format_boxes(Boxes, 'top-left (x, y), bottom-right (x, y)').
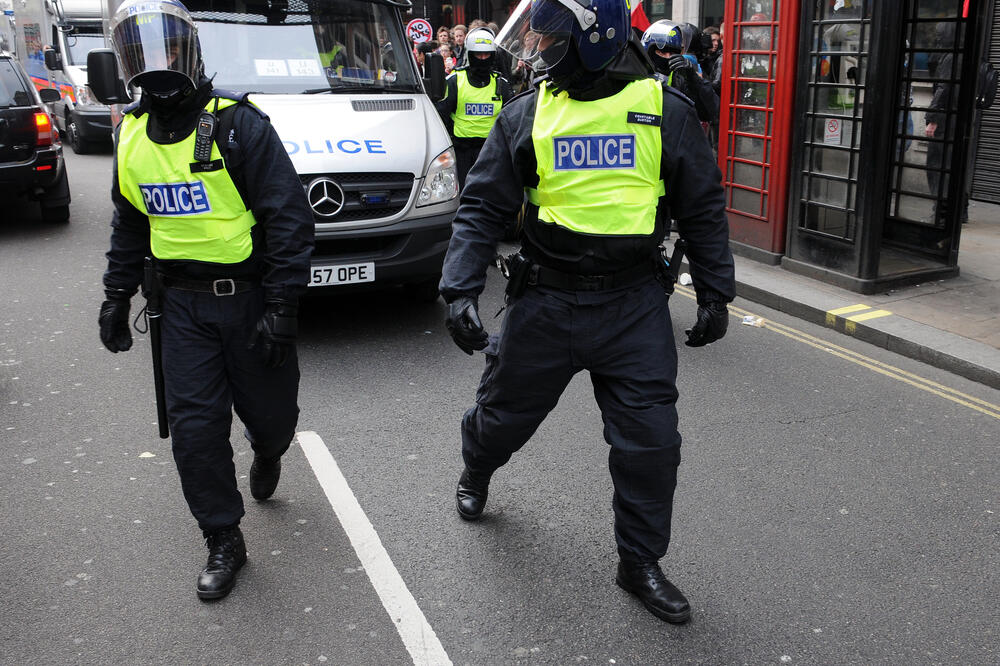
top-left (615, 560), bottom-right (691, 624)
top-left (455, 467), bottom-right (491, 521)
top-left (249, 453), bottom-right (281, 501)
top-left (197, 525), bottom-right (247, 600)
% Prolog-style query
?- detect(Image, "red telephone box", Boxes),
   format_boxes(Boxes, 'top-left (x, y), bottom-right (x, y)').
top-left (718, 0), bottom-right (801, 261)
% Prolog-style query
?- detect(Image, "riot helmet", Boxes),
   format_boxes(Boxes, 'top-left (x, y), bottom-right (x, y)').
top-left (466, 27), bottom-right (497, 74)
top-left (110, 0), bottom-right (203, 103)
top-left (641, 20), bottom-right (687, 56)
top-left (495, 0), bottom-right (629, 79)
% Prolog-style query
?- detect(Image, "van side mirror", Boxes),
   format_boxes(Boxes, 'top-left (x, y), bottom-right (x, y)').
top-left (87, 49), bottom-right (131, 104)
top-left (423, 52), bottom-right (445, 101)
top-left (39, 87), bottom-right (61, 103)
top-left (44, 47), bottom-right (63, 71)
top-left (977, 62), bottom-right (997, 110)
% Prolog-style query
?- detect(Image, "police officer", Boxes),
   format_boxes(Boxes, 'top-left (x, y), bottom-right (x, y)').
top-left (435, 27), bottom-right (514, 188)
top-left (98, 0), bottom-right (313, 600)
top-left (442, 0), bottom-right (734, 624)
top-left (641, 19), bottom-right (719, 125)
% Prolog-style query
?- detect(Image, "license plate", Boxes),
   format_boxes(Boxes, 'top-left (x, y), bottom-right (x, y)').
top-left (309, 262), bottom-right (375, 286)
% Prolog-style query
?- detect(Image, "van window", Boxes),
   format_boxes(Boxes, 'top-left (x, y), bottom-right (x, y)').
top-left (0, 59), bottom-right (30, 107)
top-left (191, 0), bottom-right (419, 94)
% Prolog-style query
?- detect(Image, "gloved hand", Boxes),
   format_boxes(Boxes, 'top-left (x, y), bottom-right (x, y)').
top-left (445, 296), bottom-right (488, 355)
top-left (685, 301), bottom-right (729, 347)
top-left (99, 290), bottom-right (133, 353)
top-left (248, 299), bottom-right (298, 368)
top-left (667, 54), bottom-right (696, 79)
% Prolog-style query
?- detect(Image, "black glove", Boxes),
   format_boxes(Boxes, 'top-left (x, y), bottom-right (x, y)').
top-left (98, 289), bottom-right (133, 353)
top-left (248, 299), bottom-right (298, 369)
top-left (667, 54), bottom-right (695, 79)
top-left (445, 296), bottom-right (488, 355)
top-left (685, 301), bottom-right (729, 347)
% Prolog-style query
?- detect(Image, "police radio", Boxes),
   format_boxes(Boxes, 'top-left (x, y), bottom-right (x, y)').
top-left (193, 97), bottom-right (221, 163)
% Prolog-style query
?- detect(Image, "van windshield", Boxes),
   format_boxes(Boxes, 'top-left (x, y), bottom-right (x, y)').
top-left (189, 0), bottom-right (419, 94)
top-left (64, 27), bottom-right (106, 66)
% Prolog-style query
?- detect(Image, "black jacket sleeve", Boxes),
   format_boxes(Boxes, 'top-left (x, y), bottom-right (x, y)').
top-left (103, 123), bottom-right (151, 295)
top-left (227, 105), bottom-right (314, 301)
top-left (660, 89), bottom-right (735, 304)
top-left (435, 75), bottom-right (458, 135)
top-left (439, 94), bottom-right (531, 302)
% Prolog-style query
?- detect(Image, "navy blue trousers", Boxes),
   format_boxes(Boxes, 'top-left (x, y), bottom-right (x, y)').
top-left (462, 280), bottom-right (683, 563)
top-left (160, 287), bottom-right (300, 533)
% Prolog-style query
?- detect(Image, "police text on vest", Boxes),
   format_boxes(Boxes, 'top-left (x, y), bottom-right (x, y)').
top-left (553, 135), bottom-right (636, 170)
top-left (464, 103), bottom-right (495, 116)
top-left (139, 182), bottom-right (212, 216)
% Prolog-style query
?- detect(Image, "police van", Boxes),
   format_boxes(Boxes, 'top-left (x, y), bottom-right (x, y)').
top-left (13, 0), bottom-right (112, 153)
top-left (92, 0), bottom-right (457, 299)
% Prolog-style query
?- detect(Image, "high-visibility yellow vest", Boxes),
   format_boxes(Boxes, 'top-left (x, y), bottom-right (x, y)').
top-left (451, 69), bottom-right (503, 139)
top-left (117, 98), bottom-right (257, 264)
top-left (528, 78), bottom-right (665, 236)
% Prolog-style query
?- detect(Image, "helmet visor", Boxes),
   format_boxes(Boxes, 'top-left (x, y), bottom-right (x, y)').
top-left (110, 1), bottom-right (199, 88)
top-left (496, 0), bottom-right (592, 73)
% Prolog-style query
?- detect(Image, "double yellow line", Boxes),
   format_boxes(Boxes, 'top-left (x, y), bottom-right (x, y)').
top-left (674, 286), bottom-right (1000, 420)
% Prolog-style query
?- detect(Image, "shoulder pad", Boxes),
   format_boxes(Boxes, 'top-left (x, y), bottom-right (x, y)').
top-left (507, 86), bottom-right (537, 106)
top-left (663, 84), bottom-right (695, 108)
top-left (122, 99), bottom-right (143, 117)
top-left (213, 88), bottom-right (269, 120)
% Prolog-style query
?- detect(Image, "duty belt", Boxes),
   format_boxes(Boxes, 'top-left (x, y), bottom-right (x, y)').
top-left (161, 275), bottom-right (259, 296)
top-left (528, 262), bottom-right (652, 292)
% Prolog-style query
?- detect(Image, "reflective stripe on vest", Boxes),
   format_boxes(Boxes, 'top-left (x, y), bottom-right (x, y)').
top-left (117, 98), bottom-right (257, 264)
top-left (451, 69), bottom-right (502, 138)
top-left (528, 79), bottom-right (665, 236)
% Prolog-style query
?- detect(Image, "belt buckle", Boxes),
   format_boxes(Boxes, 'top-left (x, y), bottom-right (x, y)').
top-left (577, 274), bottom-right (606, 291)
top-left (212, 279), bottom-right (236, 296)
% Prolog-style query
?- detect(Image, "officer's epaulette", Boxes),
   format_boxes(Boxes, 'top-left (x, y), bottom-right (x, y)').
top-left (212, 88), bottom-right (269, 121)
top-left (663, 83), bottom-right (695, 108)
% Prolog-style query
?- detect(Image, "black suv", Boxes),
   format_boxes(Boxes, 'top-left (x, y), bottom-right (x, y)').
top-left (0, 52), bottom-right (71, 222)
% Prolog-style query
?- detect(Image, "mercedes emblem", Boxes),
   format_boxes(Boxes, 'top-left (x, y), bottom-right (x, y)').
top-left (306, 177), bottom-right (346, 218)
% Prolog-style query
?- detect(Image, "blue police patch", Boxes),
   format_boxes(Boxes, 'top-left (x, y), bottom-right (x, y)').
top-left (139, 182), bottom-right (212, 216)
top-left (464, 102), bottom-right (495, 116)
top-left (553, 134), bottom-right (636, 170)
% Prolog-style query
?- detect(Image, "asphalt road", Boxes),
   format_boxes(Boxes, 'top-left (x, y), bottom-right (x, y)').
top-left (1, 149), bottom-right (998, 665)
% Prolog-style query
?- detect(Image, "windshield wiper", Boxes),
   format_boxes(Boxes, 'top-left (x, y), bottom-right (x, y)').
top-left (303, 85), bottom-right (392, 94)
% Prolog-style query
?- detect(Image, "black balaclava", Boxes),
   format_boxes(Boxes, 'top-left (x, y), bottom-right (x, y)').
top-left (467, 52), bottom-right (495, 85)
top-left (142, 74), bottom-right (214, 141)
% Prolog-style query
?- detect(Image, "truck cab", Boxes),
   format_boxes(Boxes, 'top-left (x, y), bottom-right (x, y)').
top-left (14, 0), bottom-right (112, 153)
top-left (94, 0), bottom-right (458, 299)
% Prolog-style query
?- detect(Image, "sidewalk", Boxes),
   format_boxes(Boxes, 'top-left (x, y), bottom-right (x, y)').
top-left (729, 200), bottom-right (1000, 390)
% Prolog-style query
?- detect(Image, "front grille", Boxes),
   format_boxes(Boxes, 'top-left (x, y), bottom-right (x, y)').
top-left (300, 172), bottom-right (415, 223)
top-left (351, 99), bottom-right (415, 112)
top-left (312, 235), bottom-right (405, 260)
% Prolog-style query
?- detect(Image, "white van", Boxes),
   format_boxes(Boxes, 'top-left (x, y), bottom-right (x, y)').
top-left (91, 0), bottom-right (458, 299)
top-left (13, 0), bottom-right (112, 153)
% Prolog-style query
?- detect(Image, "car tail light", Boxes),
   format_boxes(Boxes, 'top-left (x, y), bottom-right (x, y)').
top-left (35, 111), bottom-right (54, 147)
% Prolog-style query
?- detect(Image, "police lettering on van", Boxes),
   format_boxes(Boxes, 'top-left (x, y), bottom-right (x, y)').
top-left (282, 138), bottom-right (387, 155)
top-left (553, 134), bottom-right (636, 170)
top-left (139, 182), bottom-right (213, 216)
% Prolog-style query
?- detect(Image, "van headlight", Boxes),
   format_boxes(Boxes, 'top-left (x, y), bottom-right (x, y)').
top-left (417, 148), bottom-right (458, 207)
top-left (74, 84), bottom-right (100, 108)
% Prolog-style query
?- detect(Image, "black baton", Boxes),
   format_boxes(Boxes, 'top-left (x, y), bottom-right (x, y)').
top-left (143, 257), bottom-right (169, 439)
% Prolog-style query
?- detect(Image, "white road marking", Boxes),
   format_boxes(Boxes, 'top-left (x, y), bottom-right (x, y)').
top-left (297, 431), bottom-right (452, 666)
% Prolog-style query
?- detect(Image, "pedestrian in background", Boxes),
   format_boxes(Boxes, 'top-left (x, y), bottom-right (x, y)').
top-left (452, 23), bottom-right (468, 66)
top-left (98, 0), bottom-right (313, 601)
top-left (442, 0), bottom-right (734, 624)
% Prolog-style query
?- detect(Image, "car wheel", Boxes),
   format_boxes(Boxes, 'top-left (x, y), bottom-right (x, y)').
top-left (66, 114), bottom-right (91, 154)
top-left (404, 277), bottom-right (440, 303)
